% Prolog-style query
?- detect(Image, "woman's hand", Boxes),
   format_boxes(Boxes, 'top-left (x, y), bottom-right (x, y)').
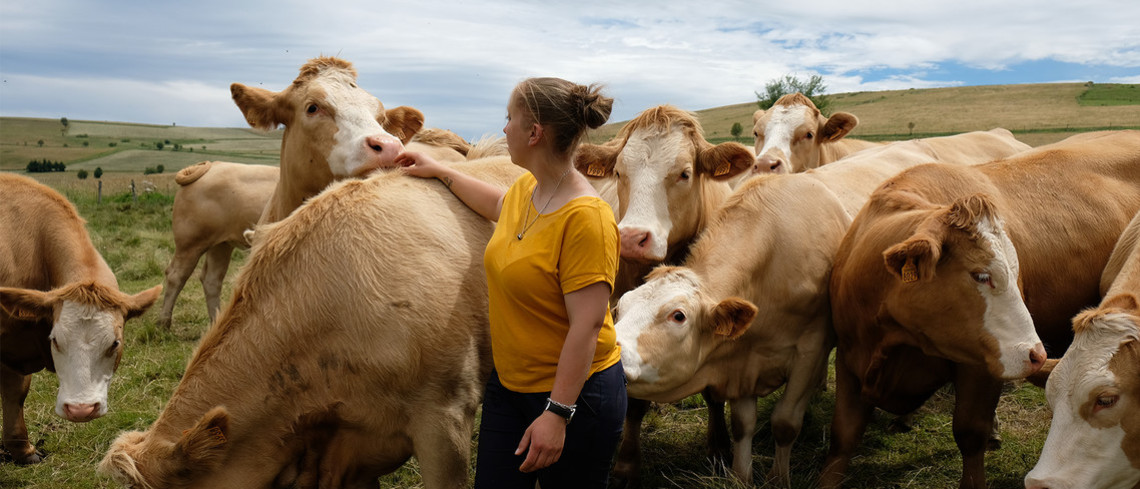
top-left (515, 411), bottom-right (567, 472)
top-left (395, 151), bottom-right (445, 179)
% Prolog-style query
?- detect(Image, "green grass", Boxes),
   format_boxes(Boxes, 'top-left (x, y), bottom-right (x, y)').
top-left (1078, 83), bottom-right (1140, 106)
top-left (1, 177), bottom-right (1053, 488)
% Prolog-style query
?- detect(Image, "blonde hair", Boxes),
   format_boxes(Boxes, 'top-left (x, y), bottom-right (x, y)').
top-left (514, 77), bottom-right (613, 154)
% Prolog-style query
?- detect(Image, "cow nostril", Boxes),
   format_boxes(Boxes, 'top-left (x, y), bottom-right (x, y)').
top-left (770, 161), bottom-right (782, 171)
top-left (370, 144), bottom-right (383, 152)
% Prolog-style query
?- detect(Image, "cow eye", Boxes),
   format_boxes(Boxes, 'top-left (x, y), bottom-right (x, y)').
top-left (106, 340), bottom-right (121, 357)
top-left (669, 310), bottom-right (686, 323)
top-left (50, 336), bottom-right (60, 351)
top-left (972, 272), bottom-right (993, 287)
top-left (307, 104), bottom-right (319, 114)
top-left (1095, 394), bottom-right (1119, 410)
top-left (753, 131), bottom-right (760, 138)
top-left (679, 170), bottom-right (691, 181)
top-left (614, 170), bottom-right (621, 178)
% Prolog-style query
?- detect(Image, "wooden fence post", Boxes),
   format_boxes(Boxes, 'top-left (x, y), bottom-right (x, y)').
top-left (97, 180), bottom-right (102, 204)
top-left (131, 180), bottom-right (137, 205)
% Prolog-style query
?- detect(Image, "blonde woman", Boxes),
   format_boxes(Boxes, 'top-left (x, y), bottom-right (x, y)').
top-left (396, 77), bottom-right (624, 488)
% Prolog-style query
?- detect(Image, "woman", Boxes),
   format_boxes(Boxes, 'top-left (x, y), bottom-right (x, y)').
top-left (395, 77), bottom-right (626, 489)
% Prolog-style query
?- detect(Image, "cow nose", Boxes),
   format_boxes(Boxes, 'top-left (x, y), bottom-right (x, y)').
top-left (63, 402), bottom-right (100, 422)
top-left (619, 229), bottom-right (653, 260)
top-left (754, 155), bottom-right (785, 174)
top-left (1027, 343), bottom-right (1047, 373)
top-left (365, 134), bottom-right (405, 165)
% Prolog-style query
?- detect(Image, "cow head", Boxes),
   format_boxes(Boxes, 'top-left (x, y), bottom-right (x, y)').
top-left (752, 93), bottom-right (858, 174)
top-left (880, 194), bottom-right (1045, 379)
top-left (574, 105), bottom-right (752, 263)
top-left (1026, 295), bottom-right (1140, 489)
top-left (614, 267), bottom-right (757, 401)
top-left (0, 282), bottom-right (161, 422)
top-left (231, 57), bottom-right (425, 182)
top-left (100, 406), bottom-right (231, 488)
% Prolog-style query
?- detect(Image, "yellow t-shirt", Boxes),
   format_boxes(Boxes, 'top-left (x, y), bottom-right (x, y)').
top-left (484, 173), bottom-right (622, 393)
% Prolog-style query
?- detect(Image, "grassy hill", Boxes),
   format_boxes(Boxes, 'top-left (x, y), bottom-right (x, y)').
top-left (588, 82), bottom-right (1140, 147)
top-left (3, 82), bottom-right (1138, 177)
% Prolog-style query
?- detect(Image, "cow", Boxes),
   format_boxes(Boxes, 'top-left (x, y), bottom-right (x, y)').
top-left (1025, 209), bottom-right (1140, 489)
top-left (158, 161), bottom-right (278, 329)
top-left (823, 130), bottom-right (1140, 489)
top-left (571, 105), bottom-right (754, 485)
top-left (0, 174), bottom-right (162, 465)
top-left (612, 128), bottom-right (1031, 485)
top-left (751, 92), bottom-right (881, 174)
top-left (157, 128), bottom-right (469, 330)
top-left (99, 156), bottom-right (525, 489)
top-left (230, 56), bottom-right (425, 225)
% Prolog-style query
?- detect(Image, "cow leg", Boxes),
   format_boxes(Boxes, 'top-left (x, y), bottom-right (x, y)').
top-left (411, 409), bottom-right (473, 489)
top-left (1, 364), bottom-right (41, 464)
top-left (200, 243), bottom-right (235, 325)
top-left (766, 344), bottom-right (830, 486)
top-left (610, 397), bottom-right (649, 488)
top-left (819, 353), bottom-right (874, 489)
top-left (728, 397), bottom-right (757, 483)
top-left (159, 242), bottom-right (209, 329)
top-left (951, 366), bottom-right (1002, 489)
top-left (703, 388), bottom-right (730, 464)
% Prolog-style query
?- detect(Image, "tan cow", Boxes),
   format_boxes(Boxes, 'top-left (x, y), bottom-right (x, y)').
top-left (406, 127), bottom-right (471, 160)
top-left (1025, 209), bottom-right (1140, 489)
top-left (158, 161), bottom-right (278, 329)
top-left (824, 130), bottom-right (1140, 489)
top-left (751, 92), bottom-right (881, 174)
top-left (230, 56), bottom-right (425, 225)
top-left (1, 174), bottom-right (162, 464)
top-left (99, 156), bottom-right (524, 489)
top-left (613, 128), bottom-right (1031, 485)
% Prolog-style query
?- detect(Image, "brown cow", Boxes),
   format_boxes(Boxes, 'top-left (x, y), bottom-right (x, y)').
top-left (613, 129), bottom-right (1031, 485)
top-left (752, 93), bottom-right (881, 174)
top-left (99, 157), bottom-right (525, 489)
top-left (1, 174), bottom-right (161, 464)
top-left (1025, 209), bottom-right (1140, 489)
top-left (824, 130), bottom-right (1140, 489)
top-left (230, 56), bottom-right (425, 225)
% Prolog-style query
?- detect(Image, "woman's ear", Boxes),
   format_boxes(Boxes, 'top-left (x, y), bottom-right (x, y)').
top-left (529, 123), bottom-right (544, 146)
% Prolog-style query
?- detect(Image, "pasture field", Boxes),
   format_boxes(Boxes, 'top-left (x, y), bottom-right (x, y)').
top-left (2, 173), bottom-right (1053, 488)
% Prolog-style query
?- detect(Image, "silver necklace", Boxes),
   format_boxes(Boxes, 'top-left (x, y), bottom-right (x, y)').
top-left (517, 167), bottom-right (572, 240)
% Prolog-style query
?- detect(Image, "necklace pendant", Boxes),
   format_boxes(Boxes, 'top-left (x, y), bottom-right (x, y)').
top-left (516, 233), bottom-right (523, 240)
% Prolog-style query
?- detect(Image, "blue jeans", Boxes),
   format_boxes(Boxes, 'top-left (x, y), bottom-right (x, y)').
top-left (474, 362), bottom-right (627, 489)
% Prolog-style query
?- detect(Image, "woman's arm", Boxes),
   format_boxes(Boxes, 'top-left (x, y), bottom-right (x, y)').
top-left (395, 151), bottom-right (504, 221)
top-left (516, 280), bottom-right (612, 473)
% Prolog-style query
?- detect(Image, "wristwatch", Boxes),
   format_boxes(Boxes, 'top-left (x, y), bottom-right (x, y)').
top-left (544, 398), bottom-right (576, 423)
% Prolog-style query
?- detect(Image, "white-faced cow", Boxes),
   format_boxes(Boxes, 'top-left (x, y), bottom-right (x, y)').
top-left (99, 157), bottom-right (525, 489)
top-left (230, 56), bottom-right (425, 225)
top-left (1, 174), bottom-right (161, 464)
top-left (1025, 209), bottom-right (1140, 489)
top-left (824, 130), bottom-right (1140, 489)
top-left (613, 129), bottom-right (1030, 485)
top-left (752, 92), bottom-right (880, 174)
top-left (571, 105), bottom-right (754, 484)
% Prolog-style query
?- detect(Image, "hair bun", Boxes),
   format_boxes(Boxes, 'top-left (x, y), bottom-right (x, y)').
top-left (577, 84), bottom-right (613, 130)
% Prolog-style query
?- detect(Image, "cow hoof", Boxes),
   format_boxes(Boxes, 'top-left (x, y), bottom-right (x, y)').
top-left (4, 447), bottom-right (46, 465)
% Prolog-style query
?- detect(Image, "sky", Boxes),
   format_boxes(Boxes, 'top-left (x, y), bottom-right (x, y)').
top-left (2, 0), bottom-right (1138, 140)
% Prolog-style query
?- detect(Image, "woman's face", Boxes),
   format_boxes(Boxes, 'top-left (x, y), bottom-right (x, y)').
top-left (503, 94), bottom-right (533, 166)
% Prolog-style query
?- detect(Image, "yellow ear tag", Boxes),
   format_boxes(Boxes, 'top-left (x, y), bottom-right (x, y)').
top-left (901, 261), bottom-right (919, 283)
top-left (714, 162), bottom-right (730, 177)
top-left (586, 163), bottom-right (606, 177)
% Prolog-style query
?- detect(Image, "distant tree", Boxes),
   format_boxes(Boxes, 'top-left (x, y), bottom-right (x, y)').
top-left (755, 74), bottom-right (831, 115)
top-left (37, 139), bottom-right (44, 147)
top-left (109, 142), bottom-right (118, 147)
top-left (164, 139), bottom-right (171, 145)
top-left (82, 141), bottom-right (89, 147)
top-left (730, 122), bottom-right (744, 140)
top-left (77, 169), bottom-right (89, 179)
top-left (144, 167), bottom-right (156, 175)
top-left (26, 161), bottom-right (41, 172)
top-left (94, 167), bottom-right (104, 179)
top-left (60, 117), bottom-right (69, 135)
top-left (908, 121), bottom-right (916, 136)
top-left (55, 162), bottom-right (66, 172)
top-left (156, 164), bottom-right (165, 174)
top-left (155, 142), bottom-right (164, 150)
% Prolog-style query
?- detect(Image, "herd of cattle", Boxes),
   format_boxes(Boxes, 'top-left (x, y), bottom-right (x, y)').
top-left (1, 56), bottom-right (1137, 489)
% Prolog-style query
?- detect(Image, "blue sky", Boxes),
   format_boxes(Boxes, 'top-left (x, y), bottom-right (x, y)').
top-left (1, 0), bottom-right (1138, 140)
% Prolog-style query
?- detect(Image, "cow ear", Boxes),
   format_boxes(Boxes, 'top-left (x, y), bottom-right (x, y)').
top-left (752, 109), bottom-right (765, 124)
top-left (708, 297), bottom-right (757, 340)
top-left (1102, 293), bottom-right (1140, 313)
top-left (382, 106), bottom-right (425, 144)
top-left (231, 83), bottom-right (288, 131)
top-left (884, 235), bottom-right (942, 284)
top-left (173, 407), bottom-right (230, 475)
top-left (697, 141), bottom-right (754, 181)
top-left (820, 112), bottom-right (858, 142)
top-left (123, 285), bottom-right (163, 321)
top-left (574, 142), bottom-right (620, 178)
top-left (0, 287), bottom-right (56, 321)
